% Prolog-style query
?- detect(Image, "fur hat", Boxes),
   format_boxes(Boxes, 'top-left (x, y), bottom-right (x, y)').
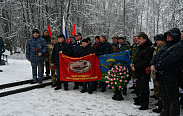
top-left (154, 34), bottom-right (165, 41)
top-left (82, 38), bottom-right (89, 43)
top-left (57, 34), bottom-right (65, 38)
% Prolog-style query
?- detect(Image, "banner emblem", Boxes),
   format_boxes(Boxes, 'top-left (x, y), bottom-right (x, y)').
top-left (69, 60), bottom-right (92, 73)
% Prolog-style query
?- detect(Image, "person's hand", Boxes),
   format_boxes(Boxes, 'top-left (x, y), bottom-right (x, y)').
top-left (131, 67), bottom-right (135, 71)
top-left (150, 65), bottom-right (157, 72)
top-left (130, 63), bottom-right (134, 68)
top-left (38, 52), bottom-right (42, 56)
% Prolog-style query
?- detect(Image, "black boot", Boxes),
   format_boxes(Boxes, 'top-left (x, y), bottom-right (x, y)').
top-left (152, 101), bottom-right (162, 113)
top-left (112, 89), bottom-right (124, 101)
top-left (80, 89), bottom-right (87, 93)
top-left (139, 105), bottom-right (148, 110)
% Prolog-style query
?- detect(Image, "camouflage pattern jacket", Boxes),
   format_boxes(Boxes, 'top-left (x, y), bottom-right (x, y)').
top-left (48, 42), bottom-right (56, 61)
top-left (129, 43), bottom-right (139, 63)
top-left (111, 43), bottom-right (130, 53)
top-left (151, 45), bottom-right (163, 80)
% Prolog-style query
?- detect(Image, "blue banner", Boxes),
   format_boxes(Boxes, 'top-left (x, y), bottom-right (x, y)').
top-left (98, 51), bottom-right (131, 81)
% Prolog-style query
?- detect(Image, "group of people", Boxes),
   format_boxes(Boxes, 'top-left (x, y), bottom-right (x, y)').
top-left (25, 28), bottom-right (183, 116)
top-left (130, 28), bottom-right (183, 116)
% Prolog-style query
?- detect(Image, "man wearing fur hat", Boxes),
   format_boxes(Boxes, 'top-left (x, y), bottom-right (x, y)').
top-left (42, 29), bottom-right (51, 76)
top-left (26, 29), bottom-right (48, 84)
top-left (77, 38), bottom-right (95, 94)
top-left (150, 28), bottom-right (183, 115)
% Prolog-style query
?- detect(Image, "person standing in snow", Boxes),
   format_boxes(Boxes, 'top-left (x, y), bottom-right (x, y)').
top-left (71, 32), bottom-right (83, 90)
top-left (41, 29), bottom-right (51, 76)
top-left (150, 28), bottom-right (183, 115)
top-left (51, 34), bottom-right (72, 90)
top-left (132, 32), bottom-right (154, 110)
top-left (26, 29), bottom-right (48, 84)
top-left (77, 38), bottom-right (95, 94)
top-left (0, 37), bottom-right (5, 72)
top-left (95, 34), bottom-right (111, 92)
top-left (47, 36), bottom-right (57, 87)
top-left (150, 34), bottom-right (166, 113)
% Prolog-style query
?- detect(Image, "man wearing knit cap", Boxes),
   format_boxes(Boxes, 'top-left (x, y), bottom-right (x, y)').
top-left (150, 28), bottom-right (183, 115)
top-left (42, 29), bottom-right (51, 76)
top-left (151, 34), bottom-right (166, 113)
top-left (95, 33), bottom-right (111, 92)
top-left (26, 29), bottom-right (48, 84)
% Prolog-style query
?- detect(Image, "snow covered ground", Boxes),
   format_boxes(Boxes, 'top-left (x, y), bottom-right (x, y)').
top-left (0, 59), bottom-right (182, 116)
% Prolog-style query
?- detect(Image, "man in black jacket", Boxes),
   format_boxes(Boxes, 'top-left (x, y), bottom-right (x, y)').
top-left (71, 32), bottom-right (83, 89)
top-left (77, 38), bottom-right (95, 94)
top-left (95, 34), bottom-right (111, 92)
top-left (150, 28), bottom-right (182, 116)
top-left (131, 32), bottom-right (154, 110)
top-left (42, 29), bottom-right (51, 76)
top-left (51, 34), bottom-right (72, 90)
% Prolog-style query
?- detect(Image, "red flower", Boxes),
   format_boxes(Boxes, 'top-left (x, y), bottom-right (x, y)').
top-left (93, 44), bottom-right (98, 47)
top-left (47, 65), bottom-right (56, 70)
top-left (33, 47), bottom-right (39, 51)
top-left (114, 47), bottom-right (117, 52)
top-left (146, 67), bottom-right (150, 74)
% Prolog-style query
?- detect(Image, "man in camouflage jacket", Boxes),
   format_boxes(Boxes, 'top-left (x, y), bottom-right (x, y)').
top-left (110, 36), bottom-right (130, 53)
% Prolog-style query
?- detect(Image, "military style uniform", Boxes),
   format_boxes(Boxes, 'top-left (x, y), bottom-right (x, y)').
top-left (150, 45), bottom-right (162, 101)
top-left (110, 43), bottom-right (130, 53)
top-left (48, 41), bottom-right (56, 86)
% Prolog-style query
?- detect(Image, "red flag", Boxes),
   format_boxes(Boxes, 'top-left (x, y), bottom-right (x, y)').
top-left (72, 24), bottom-right (76, 35)
top-left (59, 53), bottom-right (102, 82)
top-left (48, 25), bottom-right (52, 37)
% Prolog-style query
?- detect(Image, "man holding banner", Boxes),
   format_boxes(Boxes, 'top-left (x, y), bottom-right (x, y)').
top-left (95, 34), bottom-right (111, 92)
top-left (51, 34), bottom-right (72, 90)
top-left (71, 32), bottom-right (83, 90)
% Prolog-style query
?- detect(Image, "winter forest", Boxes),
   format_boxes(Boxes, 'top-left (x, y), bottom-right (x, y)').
top-left (0, 0), bottom-right (183, 55)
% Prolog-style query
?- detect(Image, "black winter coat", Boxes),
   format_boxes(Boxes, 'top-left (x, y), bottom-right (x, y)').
top-left (133, 40), bottom-right (154, 77)
top-left (42, 35), bottom-right (51, 44)
top-left (71, 40), bottom-right (82, 57)
top-left (51, 42), bottom-right (72, 66)
top-left (77, 45), bottom-right (95, 57)
top-left (150, 40), bottom-right (183, 83)
top-left (95, 41), bottom-right (111, 56)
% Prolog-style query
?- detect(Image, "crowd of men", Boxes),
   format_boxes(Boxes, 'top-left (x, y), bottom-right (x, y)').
top-left (25, 28), bottom-right (183, 116)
